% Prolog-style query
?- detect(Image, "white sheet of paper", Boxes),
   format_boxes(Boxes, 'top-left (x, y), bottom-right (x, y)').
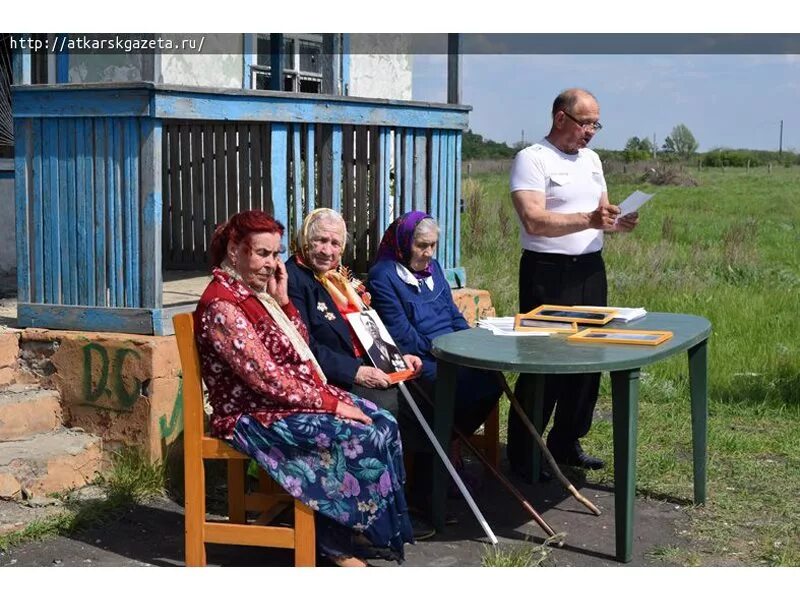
top-left (477, 317), bottom-right (551, 336)
top-left (616, 190), bottom-right (654, 218)
top-left (575, 306), bottom-right (647, 323)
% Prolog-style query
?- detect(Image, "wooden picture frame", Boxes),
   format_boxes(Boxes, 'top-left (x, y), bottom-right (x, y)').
top-left (522, 304), bottom-right (618, 326)
top-left (567, 328), bottom-right (674, 346)
top-left (514, 314), bottom-right (578, 334)
top-left (346, 309), bottom-right (416, 383)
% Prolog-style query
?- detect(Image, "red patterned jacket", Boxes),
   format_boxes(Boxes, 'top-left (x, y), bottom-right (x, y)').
top-left (194, 268), bottom-right (353, 439)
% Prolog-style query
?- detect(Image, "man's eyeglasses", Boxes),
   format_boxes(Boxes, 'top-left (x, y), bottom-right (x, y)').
top-left (562, 110), bottom-right (603, 132)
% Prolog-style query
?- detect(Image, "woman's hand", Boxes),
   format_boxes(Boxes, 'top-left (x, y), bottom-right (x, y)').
top-left (268, 258), bottom-right (290, 306)
top-left (403, 354), bottom-right (423, 373)
top-left (355, 366), bottom-right (391, 389)
top-left (335, 400), bottom-right (373, 425)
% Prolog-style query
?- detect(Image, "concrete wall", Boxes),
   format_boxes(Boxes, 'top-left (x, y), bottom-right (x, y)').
top-left (160, 34), bottom-right (243, 88)
top-left (19, 329), bottom-right (184, 462)
top-left (348, 35), bottom-right (412, 100)
top-left (68, 54), bottom-right (143, 83)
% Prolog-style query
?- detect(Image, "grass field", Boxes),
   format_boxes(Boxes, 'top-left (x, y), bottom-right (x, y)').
top-left (462, 166), bottom-right (800, 566)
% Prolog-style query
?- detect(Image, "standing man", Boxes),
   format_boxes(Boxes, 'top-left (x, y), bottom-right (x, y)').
top-left (507, 88), bottom-right (639, 477)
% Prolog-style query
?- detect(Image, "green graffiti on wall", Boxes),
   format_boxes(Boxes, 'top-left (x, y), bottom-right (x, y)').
top-left (158, 376), bottom-right (184, 440)
top-left (81, 343), bottom-right (143, 409)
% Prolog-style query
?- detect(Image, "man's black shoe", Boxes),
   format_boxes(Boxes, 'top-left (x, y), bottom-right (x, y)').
top-left (547, 440), bottom-right (606, 470)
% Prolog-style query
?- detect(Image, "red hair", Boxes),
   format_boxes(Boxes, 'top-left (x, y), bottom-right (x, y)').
top-left (209, 210), bottom-right (285, 267)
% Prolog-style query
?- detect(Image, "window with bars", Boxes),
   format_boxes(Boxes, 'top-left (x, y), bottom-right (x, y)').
top-left (252, 34), bottom-right (323, 93)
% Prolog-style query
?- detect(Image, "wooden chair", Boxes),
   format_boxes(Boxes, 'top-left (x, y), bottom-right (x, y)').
top-left (172, 313), bottom-right (315, 567)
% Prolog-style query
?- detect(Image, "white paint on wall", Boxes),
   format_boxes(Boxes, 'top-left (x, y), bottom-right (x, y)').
top-left (160, 34), bottom-right (243, 88)
top-left (347, 34), bottom-right (412, 100)
top-left (349, 54), bottom-right (413, 100)
top-left (160, 54), bottom-right (243, 88)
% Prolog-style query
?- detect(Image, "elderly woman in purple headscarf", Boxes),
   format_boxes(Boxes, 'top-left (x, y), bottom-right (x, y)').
top-left (366, 211), bottom-right (500, 444)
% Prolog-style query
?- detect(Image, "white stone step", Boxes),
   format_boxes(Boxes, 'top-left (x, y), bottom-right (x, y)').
top-left (0, 429), bottom-right (102, 499)
top-left (0, 385), bottom-right (62, 440)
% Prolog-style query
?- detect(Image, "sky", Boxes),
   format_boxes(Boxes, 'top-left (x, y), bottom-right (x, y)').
top-left (412, 53), bottom-right (800, 152)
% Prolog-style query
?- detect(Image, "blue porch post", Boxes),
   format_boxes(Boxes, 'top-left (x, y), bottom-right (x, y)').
top-left (269, 34), bottom-right (284, 92)
top-left (243, 34), bottom-right (255, 89)
top-left (55, 34), bottom-right (69, 84)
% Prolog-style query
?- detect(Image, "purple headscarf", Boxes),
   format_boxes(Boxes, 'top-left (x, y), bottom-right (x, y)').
top-left (374, 211), bottom-right (435, 279)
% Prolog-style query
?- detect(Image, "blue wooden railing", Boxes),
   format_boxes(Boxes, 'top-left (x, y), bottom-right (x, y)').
top-left (12, 83), bottom-right (469, 335)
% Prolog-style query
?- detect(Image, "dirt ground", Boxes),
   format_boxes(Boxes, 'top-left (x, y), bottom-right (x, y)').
top-left (0, 460), bottom-right (692, 568)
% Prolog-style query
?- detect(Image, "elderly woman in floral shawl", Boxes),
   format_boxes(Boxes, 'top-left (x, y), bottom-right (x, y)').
top-left (194, 210), bottom-right (413, 566)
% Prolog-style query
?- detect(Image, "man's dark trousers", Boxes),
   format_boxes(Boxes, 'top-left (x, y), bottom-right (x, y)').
top-left (507, 249), bottom-right (608, 470)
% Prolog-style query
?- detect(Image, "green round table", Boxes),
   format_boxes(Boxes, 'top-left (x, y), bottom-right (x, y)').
top-left (431, 312), bottom-right (711, 562)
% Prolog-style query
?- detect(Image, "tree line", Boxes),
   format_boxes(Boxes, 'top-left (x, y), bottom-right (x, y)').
top-left (463, 125), bottom-right (799, 167)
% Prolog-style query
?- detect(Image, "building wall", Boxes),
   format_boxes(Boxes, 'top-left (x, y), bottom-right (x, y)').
top-left (0, 165), bottom-right (14, 279)
top-left (68, 54), bottom-right (143, 83)
top-left (64, 34), bottom-right (413, 100)
top-left (347, 35), bottom-right (412, 100)
top-left (160, 34), bottom-right (243, 88)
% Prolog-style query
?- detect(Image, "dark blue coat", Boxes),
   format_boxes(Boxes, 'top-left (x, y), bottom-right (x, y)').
top-left (367, 258), bottom-right (469, 381)
top-left (285, 256), bottom-right (363, 390)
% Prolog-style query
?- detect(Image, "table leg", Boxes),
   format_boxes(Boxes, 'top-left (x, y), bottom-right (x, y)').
top-left (514, 373), bottom-right (545, 483)
top-left (611, 368), bottom-right (640, 563)
top-left (688, 340), bottom-right (708, 505)
top-left (432, 359), bottom-right (458, 532)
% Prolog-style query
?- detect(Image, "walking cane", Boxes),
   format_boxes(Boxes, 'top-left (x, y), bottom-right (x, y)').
top-left (397, 381), bottom-right (498, 545)
top-left (496, 374), bottom-right (602, 516)
top-left (406, 381), bottom-right (561, 543)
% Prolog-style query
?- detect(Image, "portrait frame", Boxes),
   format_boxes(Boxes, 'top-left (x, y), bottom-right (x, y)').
top-left (346, 309), bottom-right (416, 383)
top-left (514, 314), bottom-right (578, 334)
top-left (567, 328), bottom-right (674, 346)
top-left (523, 304), bottom-right (618, 326)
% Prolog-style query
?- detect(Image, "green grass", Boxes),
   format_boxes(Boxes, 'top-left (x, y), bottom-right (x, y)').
top-left (464, 166), bottom-right (800, 566)
top-left (481, 534), bottom-right (562, 566)
top-left (101, 446), bottom-right (168, 503)
top-left (0, 446), bottom-right (166, 552)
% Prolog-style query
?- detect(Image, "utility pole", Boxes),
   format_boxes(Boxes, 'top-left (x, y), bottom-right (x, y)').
top-left (652, 132), bottom-right (657, 159)
top-left (521, 129), bottom-right (525, 146)
top-left (779, 120), bottom-right (783, 156)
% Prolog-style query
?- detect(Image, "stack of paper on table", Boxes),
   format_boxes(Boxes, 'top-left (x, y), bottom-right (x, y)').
top-left (575, 306), bottom-right (647, 323)
top-left (477, 317), bottom-right (551, 336)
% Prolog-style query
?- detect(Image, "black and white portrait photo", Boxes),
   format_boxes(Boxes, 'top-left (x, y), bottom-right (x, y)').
top-left (347, 310), bottom-right (408, 373)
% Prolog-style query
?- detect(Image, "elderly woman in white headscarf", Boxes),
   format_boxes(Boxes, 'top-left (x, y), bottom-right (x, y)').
top-left (285, 208), bottom-right (422, 415)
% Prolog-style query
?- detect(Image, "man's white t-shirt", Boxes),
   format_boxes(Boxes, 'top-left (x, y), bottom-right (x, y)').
top-left (510, 138), bottom-right (607, 255)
